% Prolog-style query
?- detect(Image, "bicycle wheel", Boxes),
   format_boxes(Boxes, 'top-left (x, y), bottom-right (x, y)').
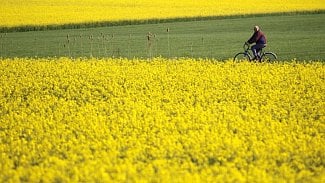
top-left (261, 52), bottom-right (277, 62)
top-left (233, 53), bottom-right (251, 62)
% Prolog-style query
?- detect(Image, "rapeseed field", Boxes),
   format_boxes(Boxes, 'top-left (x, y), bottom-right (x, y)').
top-left (1, 0), bottom-right (325, 27)
top-left (0, 57), bottom-right (324, 182)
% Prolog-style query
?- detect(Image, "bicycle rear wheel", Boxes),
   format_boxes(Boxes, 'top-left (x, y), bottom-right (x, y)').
top-left (233, 53), bottom-right (251, 62)
top-left (261, 52), bottom-right (277, 62)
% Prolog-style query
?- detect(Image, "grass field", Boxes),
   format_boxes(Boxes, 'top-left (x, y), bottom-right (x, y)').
top-left (1, 13), bottom-right (325, 60)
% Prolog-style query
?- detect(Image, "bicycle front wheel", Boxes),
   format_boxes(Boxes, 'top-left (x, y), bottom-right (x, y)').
top-left (233, 53), bottom-right (251, 62)
top-left (261, 52), bottom-right (277, 62)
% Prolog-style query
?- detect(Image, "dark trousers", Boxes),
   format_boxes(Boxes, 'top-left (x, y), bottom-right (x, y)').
top-left (251, 44), bottom-right (266, 57)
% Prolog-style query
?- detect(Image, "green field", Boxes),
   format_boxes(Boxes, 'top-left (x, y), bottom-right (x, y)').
top-left (0, 13), bottom-right (324, 60)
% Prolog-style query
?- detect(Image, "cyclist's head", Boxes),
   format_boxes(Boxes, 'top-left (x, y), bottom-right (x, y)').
top-left (254, 25), bottom-right (260, 32)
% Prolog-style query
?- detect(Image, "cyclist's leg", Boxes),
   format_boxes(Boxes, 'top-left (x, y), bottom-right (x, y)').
top-left (251, 45), bottom-right (259, 60)
top-left (252, 44), bottom-right (266, 60)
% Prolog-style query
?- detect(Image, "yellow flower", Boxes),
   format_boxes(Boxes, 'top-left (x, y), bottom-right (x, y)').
top-left (1, 0), bottom-right (325, 27)
top-left (0, 57), bottom-right (324, 182)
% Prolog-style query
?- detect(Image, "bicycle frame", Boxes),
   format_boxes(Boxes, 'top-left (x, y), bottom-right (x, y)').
top-left (243, 43), bottom-right (253, 60)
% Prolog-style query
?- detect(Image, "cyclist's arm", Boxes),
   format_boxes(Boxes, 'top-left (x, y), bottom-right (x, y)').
top-left (247, 32), bottom-right (258, 44)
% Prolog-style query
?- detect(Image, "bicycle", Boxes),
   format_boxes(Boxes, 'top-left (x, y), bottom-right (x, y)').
top-left (233, 43), bottom-right (277, 62)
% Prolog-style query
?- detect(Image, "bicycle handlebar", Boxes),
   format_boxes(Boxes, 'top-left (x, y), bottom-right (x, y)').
top-left (243, 42), bottom-right (250, 51)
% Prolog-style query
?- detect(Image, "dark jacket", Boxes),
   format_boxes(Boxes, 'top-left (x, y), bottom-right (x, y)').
top-left (247, 31), bottom-right (266, 44)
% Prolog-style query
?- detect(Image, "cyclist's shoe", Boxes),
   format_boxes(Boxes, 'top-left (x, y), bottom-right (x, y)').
top-left (252, 55), bottom-right (261, 62)
top-left (257, 55), bottom-right (262, 62)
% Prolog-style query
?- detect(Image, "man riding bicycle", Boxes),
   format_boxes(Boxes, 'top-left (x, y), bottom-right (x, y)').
top-left (246, 25), bottom-right (266, 60)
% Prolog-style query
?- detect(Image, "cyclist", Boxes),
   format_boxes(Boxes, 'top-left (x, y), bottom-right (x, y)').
top-left (246, 25), bottom-right (267, 60)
